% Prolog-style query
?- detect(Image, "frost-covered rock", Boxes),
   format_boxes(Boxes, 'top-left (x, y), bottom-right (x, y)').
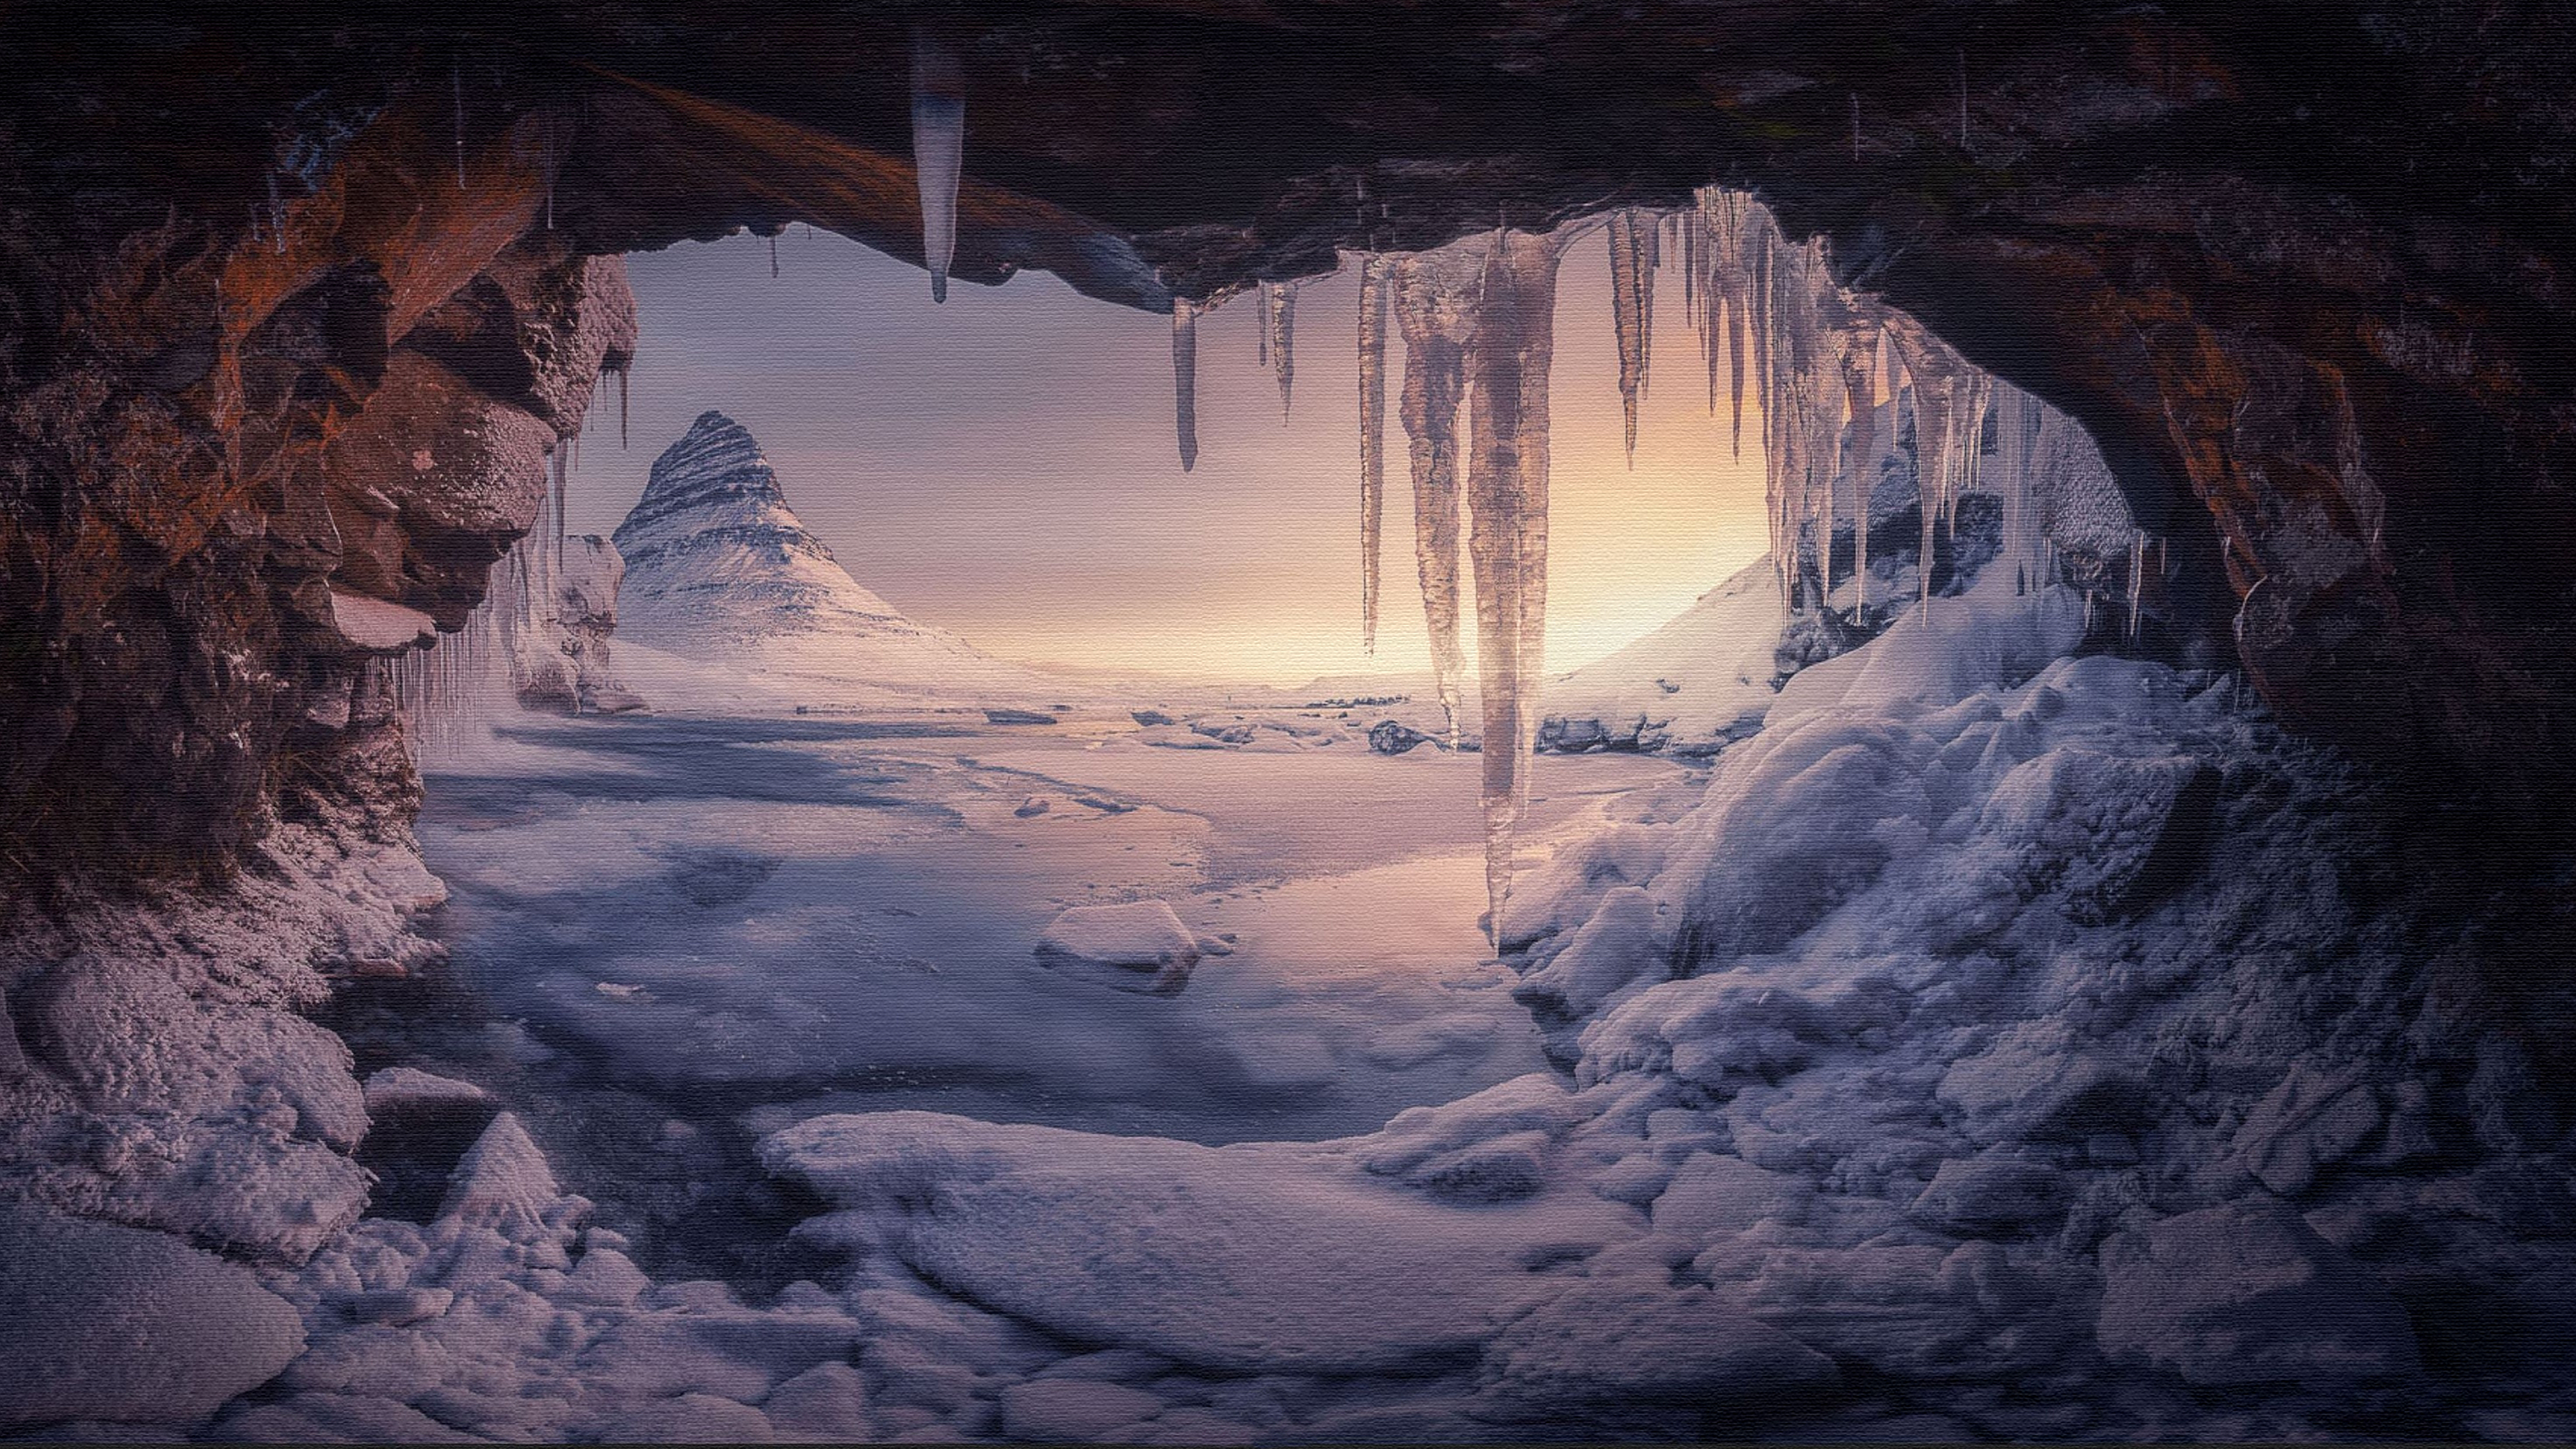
top-left (1000, 1378), bottom-right (1165, 1441)
top-left (434, 1112), bottom-right (558, 1229)
top-left (1478, 1277), bottom-right (1838, 1407)
top-left (0, 1205), bottom-right (305, 1428)
top-left (1974, 745), bottom-right (2217, 924)
top-left (2096, 1200), bottom-right (2420, 1385)
top-left (2222, 1064), bottom-right (2385, 1197)
top-left (1033, 900), bottom-right (1200, 992)
top-left (760, 1110), bottom-right (1632, 1375)
top-left (360, 1066), bottom-right (490, 1122)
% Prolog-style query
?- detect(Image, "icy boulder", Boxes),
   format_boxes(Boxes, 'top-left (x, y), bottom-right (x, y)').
top-left (760, 1111), bottom-right (1634, 1375)
top-left (1975, 746), bottom-right (2218, 924)
top-left (2095, 1199), bottom-right (2420, 1386)
top-left (1034, 901), bottom-right (1200, 994)
top-left (1478, 1277), bottom-right (1837, 1408)
top-left (0, 1205), bottom-right (305, 1428)
top-left (435, 1112), bottom-right (559, 1230)
top-left (362, 1067), bottom-right (490, 1122)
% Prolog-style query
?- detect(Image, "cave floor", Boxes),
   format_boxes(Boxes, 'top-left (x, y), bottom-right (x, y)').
top-left (343, 707), bottom-right (1682, 1285)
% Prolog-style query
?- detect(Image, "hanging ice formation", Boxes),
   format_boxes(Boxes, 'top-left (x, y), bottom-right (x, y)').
top-left (391, 441), bottom-right (574, 760)
top-left (1171, 299), bottom-right (1199, 473)
top-left (910, 30), bottom-right (965, 304)
top-left (1218, 189), bottom-right (2147, 948)
top-left (1263, 282), bottom-right (1298, 419)
top-left (1391, 241), bottom-right (1483, 749)
top-left (1462, 229), bottom-right (1562, 948)
top-left (1356, 256), bottom-right (1392, 651)
top-left (1607, 209), bottom-right (1656, 466)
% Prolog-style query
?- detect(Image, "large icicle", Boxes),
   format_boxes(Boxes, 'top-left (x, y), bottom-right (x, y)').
top-left (1171, 299), bottom-right (1199, 473)
top-left (1392, 242), bottom-right (1484, 746)
top-left (1608, 209), bottom-right (1655, 466)
top-left (1356, 257), bottom-right (1392, 651)
top-left (1839, 322), bottom-right (1882, 616)
top-left (1263, 282), bottom-right (1298, 419)
top-left (910, 30), bottom-right (966, 304)
top-left (1463, 228), bottom-right (1562, 949)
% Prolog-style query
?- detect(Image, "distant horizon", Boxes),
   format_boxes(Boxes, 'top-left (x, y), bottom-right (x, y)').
top-left (567, 227), bottom-right (1770, 686)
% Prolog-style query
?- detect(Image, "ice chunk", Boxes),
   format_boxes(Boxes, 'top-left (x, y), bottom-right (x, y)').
top-left (1907, 1155), bottom-right (2068, 1233)
top-left (2096, 1200), bottom-right (2420, 1385)
top-left (0, 1205), bottom-right (306, 1428)
top-left (1000, 1379), bottom-right (1165, 1442)
top-left (2222, 1065), bottom-right (2383, 1197)
top-left (910, 29), bottom-right (965, 303)
top-left (764, 1360), bottom-right (874, 1440)
top-left (761, 1111), bottom-right (1633, 1375)
top-left (361, 1066), bottom-right (490, 1121)
top-left (1034, 900), bottom-right (1200, 993)
top-left (435, 1111), bottom-right (559, 1229)
top-left (1479, 1277), bottom-right (1837, 1407)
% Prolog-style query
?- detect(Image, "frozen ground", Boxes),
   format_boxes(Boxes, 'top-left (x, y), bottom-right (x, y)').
top-left (213, 580), bottom-right (2572, 1444)
top-left (321, 704), bottom-right (1681, 1292)
top-left (14, 584), bottom-right (2575, 1440)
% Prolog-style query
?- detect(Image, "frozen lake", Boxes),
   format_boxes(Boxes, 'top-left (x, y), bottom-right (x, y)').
top-left (334, 710), bottom-right (1684, 1283)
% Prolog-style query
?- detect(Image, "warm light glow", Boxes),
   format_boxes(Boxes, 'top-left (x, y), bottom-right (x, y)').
top-left (575, 229), bottom-right (1769, 686)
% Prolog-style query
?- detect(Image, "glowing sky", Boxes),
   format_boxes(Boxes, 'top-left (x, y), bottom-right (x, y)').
top-left (566, 226), bottom-right (1771, 685)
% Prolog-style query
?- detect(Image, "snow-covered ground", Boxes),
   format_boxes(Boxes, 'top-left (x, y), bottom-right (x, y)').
top-left (97, 570), bottom-right (2559, 1445)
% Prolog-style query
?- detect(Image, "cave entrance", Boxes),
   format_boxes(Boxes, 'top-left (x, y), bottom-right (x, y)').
top-left (367, 193), bottom-right (2153, 1279)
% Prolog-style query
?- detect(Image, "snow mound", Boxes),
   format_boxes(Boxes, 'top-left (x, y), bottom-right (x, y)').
top-left (0, 1203), bottom-right (305, 1428)
top-left (1539, 555), bottom-right (1786, 757)
top-left (435, 1112), bottom-right (559, 1230)
top-left (1033, 901), bottom-right (1200, 993)
top-left (759, 1110), bottom-right (1633, 1375)
top-left (362, 1067), bottom-right (490, 1122)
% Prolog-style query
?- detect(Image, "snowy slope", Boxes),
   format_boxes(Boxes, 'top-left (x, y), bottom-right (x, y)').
top-left (1538, 556), bottom-right (1785, 757)
top-left (612, 411), bottom-right (1082, 705)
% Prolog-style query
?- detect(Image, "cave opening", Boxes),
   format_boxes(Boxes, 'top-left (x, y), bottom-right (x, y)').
top-left (4, 7), bottom-right (2575, 1442)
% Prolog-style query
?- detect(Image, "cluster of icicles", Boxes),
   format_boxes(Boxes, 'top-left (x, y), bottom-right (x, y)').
top-left (384, 429), bottom-right (593, 762)
top-left (1158, 190), bottom-right (2149, 949)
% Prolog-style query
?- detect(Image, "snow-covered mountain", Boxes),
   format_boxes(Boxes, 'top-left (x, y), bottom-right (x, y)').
top-left (1537, 556), bottom-right (1786, 756)
top-left (612, 411), bottom-right (1077, 704)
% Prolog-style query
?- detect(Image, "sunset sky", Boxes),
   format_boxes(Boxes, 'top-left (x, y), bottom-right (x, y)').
top-left (567, 225), bottom-right (1772, 685)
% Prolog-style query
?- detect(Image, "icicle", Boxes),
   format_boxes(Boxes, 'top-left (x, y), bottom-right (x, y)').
top-left (453, 60), bottom-right (467, 191)
top-left (1463, 229), bottom-right (1560, 951)
top-left (1608, 210), bottom-right (1653, 467)
top-left (1264, 282), bottom-right (1298, 419)
top-left (1171, 299), bottom-right (1199, 472)
top-left (1393, 242), bottom-right (1483, 747)
top-left (1841, 327), bottom-right (1880, 619)
top-left (2127, 531), bottom-right (2147, 643)
top-left (1356, 257), bottom-right (1391, 651)
top-left (910, 29), bottom-right (965, 304)
top-left (616, 366), bottom-right (629, 449)
top-left (770, 234), bottom-right (780, 278)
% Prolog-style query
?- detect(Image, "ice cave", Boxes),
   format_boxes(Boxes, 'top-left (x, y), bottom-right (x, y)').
top-left (3, 5), bottom-right (2574, 1444)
